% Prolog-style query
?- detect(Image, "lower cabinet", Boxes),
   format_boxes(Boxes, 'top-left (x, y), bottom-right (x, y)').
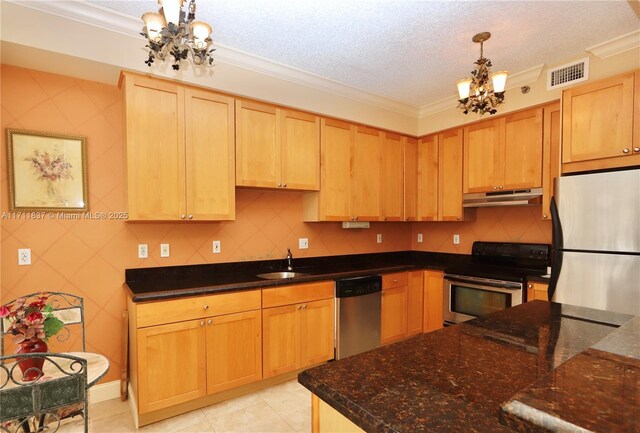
top-left (381, 271), bottom-right (424, 344)
top-left (423, 270), bottom-right (444, 333)
top-left (262, 282), bottom-right (335, 378)
top-left (527, 282), bottom-right (549, 302)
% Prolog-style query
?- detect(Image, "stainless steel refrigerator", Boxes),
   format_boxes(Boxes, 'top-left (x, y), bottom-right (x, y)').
top-left (549, 168), bottom-right (640, 316)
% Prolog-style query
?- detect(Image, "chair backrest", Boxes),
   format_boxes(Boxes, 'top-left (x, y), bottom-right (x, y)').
top-left (1, 292), bottom-right (85, 356)
top-left (0, 353), bottom-right (87, 428)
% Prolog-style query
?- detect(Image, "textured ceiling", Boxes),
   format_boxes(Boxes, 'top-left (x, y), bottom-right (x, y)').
top-left (91, 0), bottom-right (639, 107)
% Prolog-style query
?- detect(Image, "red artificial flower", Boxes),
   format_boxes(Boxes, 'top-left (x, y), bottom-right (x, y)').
top-left (26, 311), bottom-right (44, 323)
top-left (0, 305), bottom-right (10, 318)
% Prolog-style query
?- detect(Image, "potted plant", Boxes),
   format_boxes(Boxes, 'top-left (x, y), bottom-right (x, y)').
top-left (1, 293), bottom-right (65, 381)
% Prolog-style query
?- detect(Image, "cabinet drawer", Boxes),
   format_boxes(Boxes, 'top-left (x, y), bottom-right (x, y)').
top-left (382, 272), bottom-right (408, 289)
top-left (137, 290), bottom-right (261, 328)
top-left (262, 281), bottom-right (334, 308)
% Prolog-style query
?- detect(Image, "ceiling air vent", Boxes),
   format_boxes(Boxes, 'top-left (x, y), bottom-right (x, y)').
top-left (547, 58), bottom-right (589, 90)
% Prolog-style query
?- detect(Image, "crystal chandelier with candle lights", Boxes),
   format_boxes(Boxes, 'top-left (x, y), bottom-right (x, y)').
top-left (141, 0), bottom-right (214, 70)
top-left (456, 32), bottom-right (508, 115)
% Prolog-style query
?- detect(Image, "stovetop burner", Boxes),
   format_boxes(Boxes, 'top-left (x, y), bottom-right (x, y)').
top-left (445, 241), bottom-right (550, 282)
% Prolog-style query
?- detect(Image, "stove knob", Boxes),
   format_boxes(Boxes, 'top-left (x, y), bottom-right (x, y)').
top-left (538, 250), bottom-right (545, 256)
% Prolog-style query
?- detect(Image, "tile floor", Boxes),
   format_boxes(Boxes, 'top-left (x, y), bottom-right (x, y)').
top-left (59, 380), bottom-right (311, 433)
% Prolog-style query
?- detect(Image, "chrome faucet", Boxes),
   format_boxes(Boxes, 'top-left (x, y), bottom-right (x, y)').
top-left (286, 248), bottom-right (293, 271)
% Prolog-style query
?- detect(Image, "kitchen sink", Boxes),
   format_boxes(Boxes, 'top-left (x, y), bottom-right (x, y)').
top-left (256, 271), bottom-right (310, 280)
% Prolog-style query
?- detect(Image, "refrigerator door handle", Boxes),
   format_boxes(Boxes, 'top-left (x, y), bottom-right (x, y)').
top-left (548, 196), bottom-right (563, 301)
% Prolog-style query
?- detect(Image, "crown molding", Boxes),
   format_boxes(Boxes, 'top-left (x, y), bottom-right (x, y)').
top-left (6, 0), bottom-right (418, 117)
top-left (418, 64), bottom-right (544, 118)
top-left (587, 30), bottom-right (640, 59)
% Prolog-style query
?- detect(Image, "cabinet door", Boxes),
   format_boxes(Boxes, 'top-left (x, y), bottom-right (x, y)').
top-left (280, 109), bottom-right (320, 191)
top-left (562, 72), bottom-right (635, 164)
top-left (542, 103), bottom-right (561, 220)
top-left (380, 132), bottom-right (404, 221)
top-left (403, 137), bottom-right (418, 221)
top-left (439, 129), bottom-right (464, 221)
top-left (184, 88), bottom-right (235, 220)
top-left (301, 298), bottom-right (335, 368)
top-left (504, 108), bottom-right (543, 190)
top-left (137, 320), bottom-right (206, 413)
top-left (464, 119), bottom-right (502, 193)
top-left (235, 100), bottom-right (278, 188)
top-left (381, 286), bottom-right (407, 345)
top-left (317, 119), bottom-right (353, 221)
top-left (417, 134), bottom-right (438, 221)
top-left (423, 270), bottom-right (444, 333)
top-left (206, 310), bottom-right (262, 394)
top-left (262, 304), bottom-right (299, 378)
top-left (527, 282), bottom-right (549, 302)
top-left (123, 75), bottom-right (185, 220)
top-left (353, 126), bottom-right (381, 221)
top-left (407, 271), bottom-right (424, 337)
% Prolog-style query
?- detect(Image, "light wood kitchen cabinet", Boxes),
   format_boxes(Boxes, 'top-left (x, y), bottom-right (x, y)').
top-left (464, 108), bottom-right (543, 193)
top-left (423, 270), bottom-right (444, 333)
top-left (128, 289), bottom-right (262, 415)
top-left (120, 72), bottom-right (235, 221)
top-left (381, 272), bottom-right (409, 345)
top-left (417, 134), bottom-right (438, 221)
top-left (562, 70), bottom-right (640, 173)
top-left (380, 132), bottom-right (404, 221)
top-left (407, 271), bottom-right (424, 336)
top-left (262, 282), bottom-right (334, 378)
top-left (542, 102), bottom-right (561, 220)
top-left (304, 121), bottom-right (382, 221)
top-left (403, 137), bottom-right (418, 221)
top-left (236, 100), bottom-right (320, 190)
top-left (527, 282), bottom-right (549, 302)
top-left (352, 126), bottom-right (382, 221)
top-left (438, 129), bottom-right (465, 221)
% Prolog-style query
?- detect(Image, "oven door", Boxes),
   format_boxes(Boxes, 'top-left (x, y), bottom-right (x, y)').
top-left (443, 275), bottom-right (523, 325)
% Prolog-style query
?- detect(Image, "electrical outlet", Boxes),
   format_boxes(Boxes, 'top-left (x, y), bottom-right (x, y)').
top-left (138, 244), bottom-right (148, 259)
top-left (213, 240), bottom-right (221, 254)
top-left (18, 248), bottom-right (31, 266)
top-left (417, 233), bottom-right (423, 243)
top-left (160, 243), bottom-right (170, 258)
top-left (376, 234), bottom-right (382, 244)
top-left (453, 234), bottom-right (460, 245)
top-left (299, 238), bottom-right (309, 249)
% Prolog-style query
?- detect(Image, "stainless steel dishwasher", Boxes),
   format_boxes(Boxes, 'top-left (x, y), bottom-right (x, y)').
top-left (335, 275), bottom-right (382, 360)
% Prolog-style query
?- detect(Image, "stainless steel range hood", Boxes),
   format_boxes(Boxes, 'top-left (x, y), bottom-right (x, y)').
top-left (463, 188), bottom-right (543, 208)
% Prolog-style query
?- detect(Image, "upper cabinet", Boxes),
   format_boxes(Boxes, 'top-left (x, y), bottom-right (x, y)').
top-left (380, 132), bottom-right (404, 221)
top-left (562, 70), bottom-right (640, 173)
top-left (464, 107), bottom-right (543, 193)
top-left (352, 126), bottom-right (382, 221)
top-left (403, 137), bottom-right (418, 221)
top-left (236, 100), bottom-right (320, 190)
top-left (120, 72), bottom-right (235, 221)
top-left (542, 102), bottom-right (561, 220)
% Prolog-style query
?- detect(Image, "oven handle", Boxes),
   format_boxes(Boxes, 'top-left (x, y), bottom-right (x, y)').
top-left (444, 274), bottom-right (523, 290)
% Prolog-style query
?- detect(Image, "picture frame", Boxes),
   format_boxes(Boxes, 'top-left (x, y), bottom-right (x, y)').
top-left (6, 129), bottom-right (88, 212)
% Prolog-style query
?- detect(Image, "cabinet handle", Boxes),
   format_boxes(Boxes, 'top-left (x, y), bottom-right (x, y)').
top-left (543, 214), bottom-right (548, 219)
top-left (493, 186), bottom-right (498, 190)
top-left (181, 214), bottom-right (186, 219)
top-left (277, 183), bottom-right (282, 187)
top-left (283, 184), bottom-right (287, 188)
top-left (302, 304), bottom-right (307, 309)
top-left (634, 147), bottom-right (640, 153)
top-left (383, 217), bottom-right (387, 221)
top-left (188, 214), bottom-right (193, 220)
top-left (200, 320), bottom-right (205, 326)
top-left (527, 284), bottom-right (532, 289)
top-left (623, 148), bottom-right (630, 154)
top-left (297, 305), bottom-right (302, 310)
top-left (393, 279), bottom-right (398, 283)
top-left (456, 217), bottom-right (461, 221)
top-left (499, 186), bottom-right (504, 190)
top-left (207, 319), bottom-right (212, 325)
top-left (354, 217), bottom-right (358, 221)
top-left (203, 305), bottom-right (209, 310)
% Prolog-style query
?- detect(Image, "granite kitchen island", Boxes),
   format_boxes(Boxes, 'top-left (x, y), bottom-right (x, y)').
top-left (299, 301), bottom-right (638, 433)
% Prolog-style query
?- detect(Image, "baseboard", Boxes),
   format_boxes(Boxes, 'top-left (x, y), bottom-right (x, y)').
top-left (90, 380), bottom-right (121, 403)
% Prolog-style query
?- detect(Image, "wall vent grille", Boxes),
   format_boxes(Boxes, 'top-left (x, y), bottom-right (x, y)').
top-left (547, 58), bottom-right (590, 90)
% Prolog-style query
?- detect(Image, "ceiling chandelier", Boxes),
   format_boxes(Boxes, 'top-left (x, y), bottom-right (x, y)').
top-left (141, 0), bottom-right (215, 70)
top-left (456, 32), bottom-right (508, 115)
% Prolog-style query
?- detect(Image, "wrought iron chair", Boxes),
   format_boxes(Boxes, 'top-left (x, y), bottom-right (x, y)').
top-left (0, 353), bottom-right (88, 433)
top-left (1, 293), bottom-right (90, 432)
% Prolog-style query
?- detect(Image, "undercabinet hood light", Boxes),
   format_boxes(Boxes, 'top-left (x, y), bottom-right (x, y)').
top-left (342, 221), bottom-right (371, 229)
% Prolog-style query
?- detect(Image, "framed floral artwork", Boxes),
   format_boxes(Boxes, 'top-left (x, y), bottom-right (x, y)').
top-left (6, 129), bottom-right (88, 212)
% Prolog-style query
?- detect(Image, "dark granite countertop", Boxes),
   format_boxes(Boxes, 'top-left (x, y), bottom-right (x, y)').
top-left (125, 251), bottom-right (466, 302)
top-left (298, 301), bottom-right (636, 433)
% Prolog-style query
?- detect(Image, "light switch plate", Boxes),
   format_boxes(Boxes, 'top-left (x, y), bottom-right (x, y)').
top-left (453, 234), bottom-right (460, 245)
top-left (138, 244), bottom-right (148, 259)
top-left (299, 238), bottom-right (309, 249)
top-left (18, 248), bottom-right (31, 265)
top-left (160, 243), bottom-right (170, 257)
top-left (213, 240), bottom-right (221, 254)
top-left (417, 233), bottom-right (423, 243)
top-left (376, 234), bottom-right (382, 244)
